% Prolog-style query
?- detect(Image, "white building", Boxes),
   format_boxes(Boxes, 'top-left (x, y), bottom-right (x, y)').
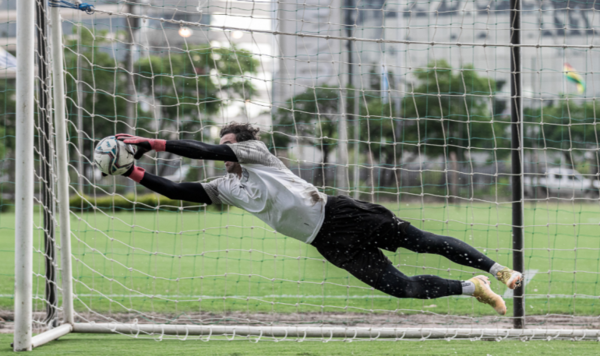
top-left (358, 0), bottom-right (600, 105)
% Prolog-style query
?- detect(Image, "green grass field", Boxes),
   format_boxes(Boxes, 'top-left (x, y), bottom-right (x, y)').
top-left (1, 333), bottom-right (599, 355)
top-left (1, 200), bottom-right (599, 321)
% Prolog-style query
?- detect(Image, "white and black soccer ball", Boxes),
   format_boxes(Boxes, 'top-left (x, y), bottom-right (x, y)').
top-left (94, 136), bottom-right (135, 176)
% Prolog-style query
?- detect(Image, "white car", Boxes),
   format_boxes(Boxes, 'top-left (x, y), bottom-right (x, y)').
top-left (524, 168), bottom-right (600, 198)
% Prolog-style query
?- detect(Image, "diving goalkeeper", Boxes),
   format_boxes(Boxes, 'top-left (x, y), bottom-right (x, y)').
top-left (115, 122), bottom-right (522, 315)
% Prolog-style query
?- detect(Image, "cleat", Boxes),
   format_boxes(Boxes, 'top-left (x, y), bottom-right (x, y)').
top-left (495, 267), bottom-right (523, 290)
top-left (469, 275), bottom-right (507, 315)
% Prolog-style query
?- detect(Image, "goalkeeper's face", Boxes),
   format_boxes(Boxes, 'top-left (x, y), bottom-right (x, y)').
top-left (220, 133), bottom-right (241, 175)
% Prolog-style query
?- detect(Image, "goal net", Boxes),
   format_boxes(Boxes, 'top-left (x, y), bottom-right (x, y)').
top-left (11, 0), bottom-right (600, 347)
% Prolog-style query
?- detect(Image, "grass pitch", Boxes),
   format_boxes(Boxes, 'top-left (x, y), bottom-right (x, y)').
top-left (1, 333), bottom-right (598, 355)
top-left (1, 200), bottom-right (600, 320)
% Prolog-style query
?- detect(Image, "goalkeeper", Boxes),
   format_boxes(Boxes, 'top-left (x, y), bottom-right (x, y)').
top-left (116, 122), bottom-right (522, 315)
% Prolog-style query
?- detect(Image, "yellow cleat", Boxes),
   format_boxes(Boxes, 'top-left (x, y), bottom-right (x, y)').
top-left (469, 275), bottom-right (507, 315)
top-left (495, 267), bottom-right (523, 290)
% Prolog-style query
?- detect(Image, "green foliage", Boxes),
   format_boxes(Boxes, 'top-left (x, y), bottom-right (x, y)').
top-left (63, 29), bottom-right (131, 140)
top-left (401, 60), bottom-right (510, 160)
top-left (273, 86), bottom-right (348, 164)
top-left (63, 29), bottom-right (259, 146)
top-left (273, 61), bottom-right (506, 168)
top-left (355, 95), bottom-right (399, 165)
top-left (0, 77), bottom-right (14, 159)
top-left (524, 99), bottom-right (600, 166)
top-left (135, 44), bottom-right (259, 135)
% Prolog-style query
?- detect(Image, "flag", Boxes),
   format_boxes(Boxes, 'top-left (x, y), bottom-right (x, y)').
top-left (0, 47), bottom-right (16, 71)
top-left (564, 63), bottom-right (585, 94)
top-left (381, 63), bottom-right (389, 103)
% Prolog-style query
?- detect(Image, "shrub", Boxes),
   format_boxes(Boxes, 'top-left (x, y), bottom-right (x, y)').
top-left (69, 193), bottom-right (226, 213)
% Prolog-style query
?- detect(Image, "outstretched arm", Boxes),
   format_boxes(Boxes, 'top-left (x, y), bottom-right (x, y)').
top-left (116, 134), bottom-right (237, 162)
top-left (168, 139), bottom-right (284, 168)
top-left (125, 166), bottom-right (213, 204)
top-left (166, 140), bottom-right (237, 161)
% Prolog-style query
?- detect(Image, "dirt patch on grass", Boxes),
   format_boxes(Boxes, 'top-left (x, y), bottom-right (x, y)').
top-left (2, 310), bottom-right (599, 335)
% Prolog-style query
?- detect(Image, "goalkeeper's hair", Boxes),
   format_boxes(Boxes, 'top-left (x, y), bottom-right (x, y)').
top-left (220, 122), bottom-right (261, 142)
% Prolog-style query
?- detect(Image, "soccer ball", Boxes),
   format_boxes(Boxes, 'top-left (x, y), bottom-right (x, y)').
top-left (94, 136), bottom-right (135, 176)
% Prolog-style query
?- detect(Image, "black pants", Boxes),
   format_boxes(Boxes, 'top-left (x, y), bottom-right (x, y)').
top-left (311, 196), bottom-right (496, 299)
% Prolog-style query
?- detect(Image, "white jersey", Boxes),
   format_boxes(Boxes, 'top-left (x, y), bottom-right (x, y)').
top-left (202, 141), bottom-right (327, 244)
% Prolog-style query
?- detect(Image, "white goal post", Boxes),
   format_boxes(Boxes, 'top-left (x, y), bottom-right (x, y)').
top-left (14, 0), bottom-right (35, 351)
top-left (14, 0), bottom-right (600, 350)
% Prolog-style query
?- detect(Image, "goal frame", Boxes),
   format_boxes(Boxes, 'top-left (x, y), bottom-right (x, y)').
top-left (13, 0), bottom-right (600, 351)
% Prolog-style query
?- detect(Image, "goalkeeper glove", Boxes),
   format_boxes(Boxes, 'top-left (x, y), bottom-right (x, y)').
top-left (115, 133), bottom-right (166, 159)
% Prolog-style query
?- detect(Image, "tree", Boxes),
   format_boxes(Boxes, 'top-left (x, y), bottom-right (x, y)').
top-left (273, 86), bottom-right (348, 185)
top-left (353, 65), bottom-right (403, 168)
top-left (0, 78), bottom-right (14, 161)
top-left (272, 61), bottom-right (505, 190)
top-left (400, 60), bottom-right (508, 162)
top-left (63, 29), bottom-right (131, 141)
top-left (524, 99), bottom-right (600, 169)
top-left (63, 30), bottom-right (259, 179)
top-left (64, 30), bottom-right (259, 141)
top-left (272, 83), bottom-right (402, 187)
top-left (134, 44), bottom-right (259, 136)
top-left (275, 61), bottom-right (506, 167)
top-left (133, 44), bottom-right (259, 176)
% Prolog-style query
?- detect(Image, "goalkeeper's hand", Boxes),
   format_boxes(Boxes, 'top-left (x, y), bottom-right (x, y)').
top-left (115, 133), bottom-right (166, 159)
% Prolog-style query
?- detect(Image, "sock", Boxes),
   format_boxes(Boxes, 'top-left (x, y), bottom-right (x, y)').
top-left (461, 281), bottom-right (475, 295)
top-left (489, 263), bottom-right (505, 277)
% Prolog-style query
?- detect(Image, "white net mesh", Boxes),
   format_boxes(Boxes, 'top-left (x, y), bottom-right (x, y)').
top-left (20, 0), bottom-right (600, 341)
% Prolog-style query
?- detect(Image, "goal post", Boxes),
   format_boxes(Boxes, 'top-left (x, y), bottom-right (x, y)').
top-left (14, 0), bottom-right (35, 351)
top-left (48, 0), bottom-right (75, 327)
top-left (13, 0), bottom-right (600, 350)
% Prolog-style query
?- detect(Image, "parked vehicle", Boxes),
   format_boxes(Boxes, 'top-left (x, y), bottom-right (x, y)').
top-left (524, 168), bottom-right (600, 198)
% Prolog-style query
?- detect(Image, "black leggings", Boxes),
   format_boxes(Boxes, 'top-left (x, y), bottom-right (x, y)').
top-left (373, 225), bottom-right (495, 299)
top-left (312, 196), bottom-right (496, 299)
